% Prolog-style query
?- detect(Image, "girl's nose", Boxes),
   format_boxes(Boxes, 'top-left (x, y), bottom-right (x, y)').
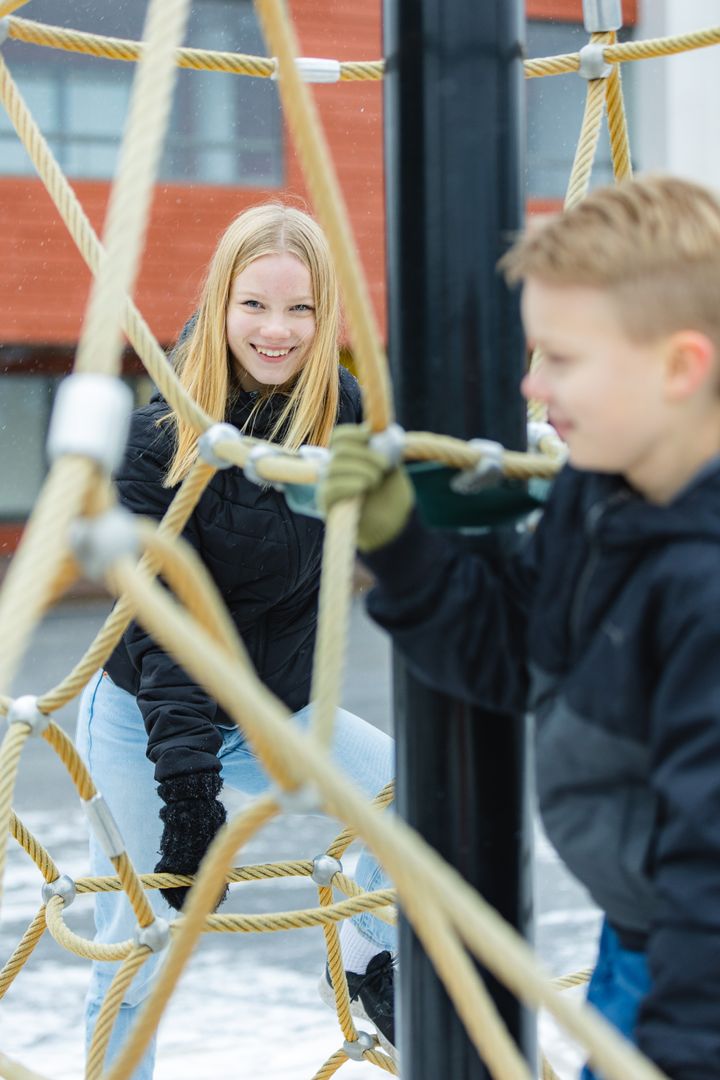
top-left (260, 316), bottom-right (292, 340)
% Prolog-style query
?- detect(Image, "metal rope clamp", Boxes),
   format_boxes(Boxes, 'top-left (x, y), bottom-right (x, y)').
top-left (197, 422), bottom-right (243, 470)
top-left (450, 439), bottom-right (505, 495)
top-left (69, 507), bottom-right (141, 582)
top-left (8, 695), bottom-right (51, 737)
top-left (83, 793), bottom-right (126, 859)
top-left (134, 917), bottom-right (170, 953)
top-left (0, 18), bottom-right (10, 47)
top-left (243, 445), bottom-right (286, 490)
top-left (311, 853), bottom-right (343, 887)
top-left (41, 874), bottom-right (76, 909)
top-left (343, 1032), bottom-right (376, 1061)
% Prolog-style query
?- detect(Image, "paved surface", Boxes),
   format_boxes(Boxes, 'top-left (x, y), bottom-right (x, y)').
top-left (2, 594), bottom-right (599, 1078)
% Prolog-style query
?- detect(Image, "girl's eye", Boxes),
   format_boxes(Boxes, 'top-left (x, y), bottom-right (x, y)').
top-left (292, 303), bottom-right (314, 313)
top-left (242, 299), bottom-right (262, 309)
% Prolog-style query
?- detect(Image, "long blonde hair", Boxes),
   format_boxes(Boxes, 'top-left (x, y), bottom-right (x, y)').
top-left (164, 203), bottom-right (340, 487)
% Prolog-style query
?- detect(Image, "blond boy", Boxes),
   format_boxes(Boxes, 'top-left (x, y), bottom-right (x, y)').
top-left (322, 176), bottom-right (720, 1078)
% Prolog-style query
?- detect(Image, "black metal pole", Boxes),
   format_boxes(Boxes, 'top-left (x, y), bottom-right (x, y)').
top-left (383, 1), bottom-right (534, 1076)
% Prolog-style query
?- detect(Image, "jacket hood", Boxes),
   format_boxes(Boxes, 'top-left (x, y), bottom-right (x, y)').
top-left (575, 455), bottom-right (720, 550)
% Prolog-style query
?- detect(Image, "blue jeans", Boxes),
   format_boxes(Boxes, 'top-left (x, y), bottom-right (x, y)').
top-left (76, 669), bottom-right (395, 1079)
top-left (580, 919), bottom-right (651, 1080)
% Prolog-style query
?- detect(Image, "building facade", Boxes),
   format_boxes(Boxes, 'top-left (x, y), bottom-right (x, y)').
top-left (0, 0), bottom-right (647, 548)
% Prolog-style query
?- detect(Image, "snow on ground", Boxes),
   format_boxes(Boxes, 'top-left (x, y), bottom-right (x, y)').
top-left (0, 598), bottom-right (602, 1078)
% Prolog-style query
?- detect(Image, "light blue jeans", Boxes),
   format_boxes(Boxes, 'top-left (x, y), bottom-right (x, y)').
top-left (77, 669), bottom-right (395, 1079)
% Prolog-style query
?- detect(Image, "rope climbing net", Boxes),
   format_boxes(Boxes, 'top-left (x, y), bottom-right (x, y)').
top-left (0, 0), bottom-right (717, 1077)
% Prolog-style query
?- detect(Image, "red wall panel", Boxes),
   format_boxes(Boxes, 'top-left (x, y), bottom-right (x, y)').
top-left (528, 0), bottom-right (637, 23)
top-left (0, 0), bottom-right (384, 352)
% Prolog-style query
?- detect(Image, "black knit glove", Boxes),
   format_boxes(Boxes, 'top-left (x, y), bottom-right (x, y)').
top-left (154, 771), bottom-right (227, 912)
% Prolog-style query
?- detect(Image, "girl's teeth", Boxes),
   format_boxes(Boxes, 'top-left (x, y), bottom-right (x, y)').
top-left (256, 347), bottom-right (290, 357)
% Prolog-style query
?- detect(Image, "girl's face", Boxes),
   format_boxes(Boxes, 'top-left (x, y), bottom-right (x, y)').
top-left (226, 252), bottom-right (316, 392)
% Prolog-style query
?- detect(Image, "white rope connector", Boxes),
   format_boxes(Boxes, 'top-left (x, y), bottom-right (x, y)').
top-left (133, 918), bottom-right (171, 953)
top-left (272, 57), bottom-right (341, 83)
top-left (83, 793), bottom-right (126, 859)
top-left (46, 374), bottom-right (134, 472)
top-left (8, 695), bottom-right (50, 736)
top-left (582, 0), bottom-right (622, 33)
top-left (343, 1032), bottom-right (377, 1061)
top-left (369, 423), bottom-right (406, 468)
top-left (527, 421), bottom-right (558, 453)
top-left (41, 874), bottom-right (76, 909)
top-left (243, 445), bottom-right (285, 490)
top-left (450, 439), bottom-right (505, 495)
top-left (578, 42), bottom-right (612, 80)
top-left (311, 853), bottom-right (342, 887)
top-left (197, 422), bottom-right (242, 470)
top-left (298, 443), bottom-right (330, 480)
top-left (69, 507), bottom-right (140, 581)
top-left (0, 18), bottom-right (10, 46)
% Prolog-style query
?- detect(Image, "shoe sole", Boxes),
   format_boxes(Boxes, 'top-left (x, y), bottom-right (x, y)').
top-left (318, 972), bottom-right (398, 1064)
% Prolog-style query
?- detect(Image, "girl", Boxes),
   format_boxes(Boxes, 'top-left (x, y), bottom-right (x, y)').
top-left (77, 204), bottom-right (395, 1077)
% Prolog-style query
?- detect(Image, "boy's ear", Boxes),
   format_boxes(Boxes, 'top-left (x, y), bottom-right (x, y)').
top-left (664, 331), bottom-right (717, 400)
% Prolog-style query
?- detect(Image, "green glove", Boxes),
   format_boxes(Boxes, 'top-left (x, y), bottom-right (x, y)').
top-left (320, 424), bottom-right (415, 552)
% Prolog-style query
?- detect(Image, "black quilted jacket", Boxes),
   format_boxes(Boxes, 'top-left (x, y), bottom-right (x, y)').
top-left (105, 365), bottom-right (362, 782)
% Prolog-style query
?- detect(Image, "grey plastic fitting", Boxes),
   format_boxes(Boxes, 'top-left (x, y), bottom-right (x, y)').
top-left (83, 793), bottom-right (126, 859)
top-left (46, 374), bottom-right (133, 472)
top-left (343, 1032), bottom-right (376, 1060)
top-left (197, 422), bottom-right (242, 470)
top-left (133, 917), bottom-right (170, 953)
top-left (69, 507), bottom-right (140, 582)
top-left (583, 0), bottom-right (622, 32)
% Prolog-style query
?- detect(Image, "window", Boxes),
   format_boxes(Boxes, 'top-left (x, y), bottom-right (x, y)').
top-left (0, 374), bottom-right (151, 519)
top-left (526, 20), bottom-right (635, 201)
top-left (0, 0), bottom-right (283, 186)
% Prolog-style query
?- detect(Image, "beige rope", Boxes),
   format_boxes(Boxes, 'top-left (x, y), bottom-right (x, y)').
top-left (0, 0), bottom-right (28, 17)
top-left (37, 461), bottom-right (215, 716)
top-left (9, 812), bottom-right (59, 882)
top-left (0, 56), bottom-right (210, 436)
top-left (255, 0), bottom-right (393, 433)
top-left (0, 1053), bottom-right (50, 1080)
top-left (310, 498), bottom-right (362, 745)
top-left (104, 797), bottom-right (279, 1080)
top-left (0, 906), bottom-right (47, 1000)
top-left (101, 548), bottom-right (669, 1080)
top-left (7, 16), bottom-right (383, 82)
top-left (604, 34), bottom-right (633, 182)
top-left (5, 8), bottom-right (720, 1079)
top-left (86, 947), bottom-right (150, 1080)
top-left (73, 0), bottom-right (192, 380)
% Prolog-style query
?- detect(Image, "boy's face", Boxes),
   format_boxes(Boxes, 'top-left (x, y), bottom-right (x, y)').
top-left (520, 278), bottom-right (669, 478)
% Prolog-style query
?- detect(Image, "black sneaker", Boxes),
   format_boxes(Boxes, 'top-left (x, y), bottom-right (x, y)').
top-left (319, 950), bottom-right (397, 1061)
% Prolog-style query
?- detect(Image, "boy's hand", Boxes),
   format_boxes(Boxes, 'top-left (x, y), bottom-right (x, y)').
top-left (320, 424), bottom-right (415, 552)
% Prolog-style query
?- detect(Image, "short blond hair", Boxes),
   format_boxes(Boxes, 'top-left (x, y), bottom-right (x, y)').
top-left (500, 175), bottom-right (720, 348)
top-left (165, 203), bottom-right (340, 487)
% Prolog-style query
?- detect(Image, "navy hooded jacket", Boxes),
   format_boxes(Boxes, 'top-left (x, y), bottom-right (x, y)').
top-left (364, 459), bottom-right (720, 1080)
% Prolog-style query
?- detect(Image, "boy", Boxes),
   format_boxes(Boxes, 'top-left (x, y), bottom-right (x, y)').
top-left (321, 176), bottom-right (720, 1079)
